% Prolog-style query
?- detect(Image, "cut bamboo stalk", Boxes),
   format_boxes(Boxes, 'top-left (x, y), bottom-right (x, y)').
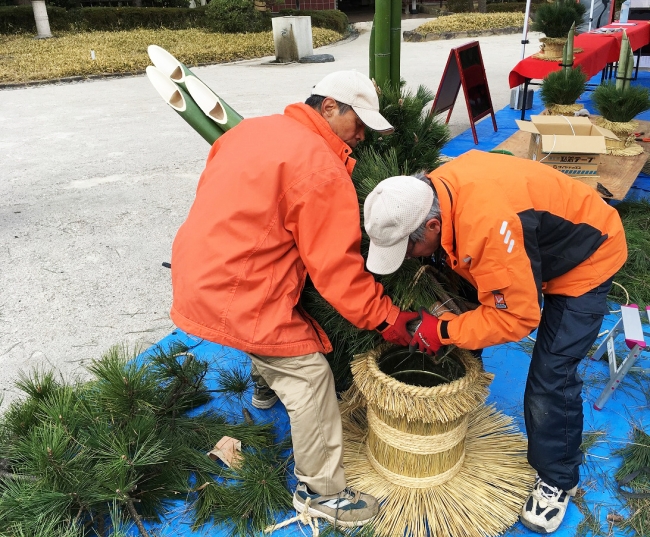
top-left (389, 0), bottom-right (401, 87)
top-left (185, 76), bottom-right (242, 132)
top-left (623, 41), bottom-right (634, 91)
top-left (565, 22), bottom-right (575, 74)
top-left (147, 45), bottom-right (193, 91)
top-left (369, 17), bottom-right (376, 81)
top-left (374, 0), bottom-right (391, 86)
top-left (617, 32), bottom-right (630, 91)
top-left (145, 66), bottom-right (223, 145)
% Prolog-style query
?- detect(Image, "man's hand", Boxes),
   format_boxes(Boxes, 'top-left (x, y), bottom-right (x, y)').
top-left (379, 310), bottom-right (420, 347)
top-left (409, 311), bottom-right (443, 355)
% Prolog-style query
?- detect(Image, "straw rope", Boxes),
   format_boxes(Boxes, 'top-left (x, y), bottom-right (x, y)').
top-left (341, 404), bottom-right (536, 537)
top-left (365, 444), bottom-right (465, 488)
top-left (367, 407), bottom-right (468, 454)
top-left (546, 103), bottom-right (583, 116)
top-left (351, 345), bottom-right (493, 423)
top-left (264, 498), bottom-right (319, 536)
top-left (592, 117), bottom-right (638, 137)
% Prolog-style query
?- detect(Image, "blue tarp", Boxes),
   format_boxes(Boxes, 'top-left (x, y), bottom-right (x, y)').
top-left (134, 74), bottom-right (650, 537)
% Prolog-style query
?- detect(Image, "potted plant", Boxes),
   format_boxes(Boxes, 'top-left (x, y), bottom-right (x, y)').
top-left (592, 31), bottom-right (650, 155)
top-left (533, 0), bottom-right (586, 60)
top-left (540, 24), bottom-right (588, 114)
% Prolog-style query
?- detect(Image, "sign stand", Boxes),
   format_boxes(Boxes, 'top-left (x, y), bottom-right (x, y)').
top-left (430, 41), bottom-right (497, 144)
top-left (590, 304), bottom-right (649, 410)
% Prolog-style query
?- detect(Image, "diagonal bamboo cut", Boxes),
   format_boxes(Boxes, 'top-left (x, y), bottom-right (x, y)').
top-left (145, 66), bottom-right (223, 145)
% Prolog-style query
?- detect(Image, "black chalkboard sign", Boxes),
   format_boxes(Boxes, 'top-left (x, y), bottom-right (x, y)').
top-left (430, 41), bottom-right (497, 144)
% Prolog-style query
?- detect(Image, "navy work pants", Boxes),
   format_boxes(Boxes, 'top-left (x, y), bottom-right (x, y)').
top-left (524, 277), bottom-right (613, 491)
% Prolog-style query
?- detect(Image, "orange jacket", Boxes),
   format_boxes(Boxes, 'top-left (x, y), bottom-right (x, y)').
top-left (428, 150), bottom-right (627, 350)
top-left (170, 103), bottom-right (398, 356)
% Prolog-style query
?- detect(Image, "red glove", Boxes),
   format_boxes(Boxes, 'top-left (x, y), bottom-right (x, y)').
top-left (379, 310), bottom-right (420, 347)
top-left (409, 311), bottom-right (443, 355)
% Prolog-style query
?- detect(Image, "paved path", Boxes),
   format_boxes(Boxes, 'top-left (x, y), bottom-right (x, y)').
top-left (0, 19), bottom-right (540, 406)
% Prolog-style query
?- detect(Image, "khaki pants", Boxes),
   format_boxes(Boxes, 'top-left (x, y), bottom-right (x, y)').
top-left (248, 352), bottom-right (346, 495)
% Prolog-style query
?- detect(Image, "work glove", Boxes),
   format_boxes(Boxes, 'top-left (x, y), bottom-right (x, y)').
top-left (379, 310), bottom-right (420, 347)
top-left (409, 310), bottom-right (443, 355)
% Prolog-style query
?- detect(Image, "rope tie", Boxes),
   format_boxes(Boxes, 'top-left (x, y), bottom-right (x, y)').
top-left (365, 444), bottom-right (465, 488)
top-left (367, 407), bottom-right (468, 454)
top-left (264, 498), bottom-right (320, 536)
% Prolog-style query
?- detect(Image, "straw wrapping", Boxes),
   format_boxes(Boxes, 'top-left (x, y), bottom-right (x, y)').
top-left (367, 407), bottom-right (468, 455)
top-left (365, 444), bottom-right (465, 488)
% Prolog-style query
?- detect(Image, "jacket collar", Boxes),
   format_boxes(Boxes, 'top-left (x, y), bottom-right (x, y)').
top-left (284, 103), bottom-right (356, 175)
top-left (429, 174), bottom-right (459, 269)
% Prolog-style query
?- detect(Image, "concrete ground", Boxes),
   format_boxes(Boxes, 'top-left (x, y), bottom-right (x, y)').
top-left (0, 19), bottom-right (540, 408)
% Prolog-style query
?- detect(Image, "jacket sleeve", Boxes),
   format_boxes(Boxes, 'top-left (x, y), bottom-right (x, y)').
top-left (284, 168), bottom-right (398, 330)
top-left (438, 215), bottom-right (542, 350)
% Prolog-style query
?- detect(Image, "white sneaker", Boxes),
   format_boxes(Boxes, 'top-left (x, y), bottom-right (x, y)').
top-left (520, 476), bottom-right (577, 534)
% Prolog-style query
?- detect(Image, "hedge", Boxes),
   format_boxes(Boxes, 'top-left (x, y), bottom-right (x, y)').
top-left (0, 6), bottom-right (347, 34)
top-left (0, 5), bottom-right (209, 33)
top-left (278, 8), bottom-right (349, 34)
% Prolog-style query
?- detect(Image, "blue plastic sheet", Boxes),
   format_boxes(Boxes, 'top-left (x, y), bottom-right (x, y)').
top-left (133, 78), bottom-right (650, 537)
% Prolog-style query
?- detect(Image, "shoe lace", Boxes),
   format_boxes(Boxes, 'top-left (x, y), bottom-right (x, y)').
top-left (341, 487), bottom-right (361, 503)
top-left (534, 477), bottom-right (563, 503)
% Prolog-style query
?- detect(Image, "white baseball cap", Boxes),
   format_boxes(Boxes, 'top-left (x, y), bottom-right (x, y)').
top-left (364, 176), bottom-right (434, 275)
top-left (312, 71), bottom-right (394, 134)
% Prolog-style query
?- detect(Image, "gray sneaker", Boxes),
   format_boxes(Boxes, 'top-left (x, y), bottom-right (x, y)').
top-left (293, 482), bottom-right (379, 527)
top-left (520, 475), bottom-right (577, 534)
top-left (251, 380), bottom-right (278, 409)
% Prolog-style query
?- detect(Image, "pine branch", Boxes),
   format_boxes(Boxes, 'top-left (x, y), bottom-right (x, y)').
top-left (124, 497), bottom-right (151, 537)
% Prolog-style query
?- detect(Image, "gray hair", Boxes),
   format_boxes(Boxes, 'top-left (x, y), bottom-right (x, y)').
top-left (408, 172), bottom-right (441, 243)
top-left (305, 94), bottom-right (352, 115)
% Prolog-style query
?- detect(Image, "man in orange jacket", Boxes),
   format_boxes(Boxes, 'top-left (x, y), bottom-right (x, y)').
top-left (363, 150), bottom-right (627, 534)
top-left (170, 70), bottom-right (420, 527)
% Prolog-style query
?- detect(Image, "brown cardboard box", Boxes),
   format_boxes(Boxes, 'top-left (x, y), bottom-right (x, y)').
top-left (515, 116), bottom-right (618, 177)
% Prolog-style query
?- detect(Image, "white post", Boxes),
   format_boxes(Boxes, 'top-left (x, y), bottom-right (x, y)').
top-left (520, 0), bottom-right (532, 61)
top-left (589, 0), bottom-right (595, 31)
top-left (31, 0), bottom-right (52, 39)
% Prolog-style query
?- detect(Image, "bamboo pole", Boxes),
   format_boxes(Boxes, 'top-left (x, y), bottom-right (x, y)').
top-left (624, 44), bottom-right (635, 91)
top-left (565, 22), bottom-right (575, 76)
top-left (390, 0), bottom-right (401, 88)
top-left (145, 66), bottom-right (223, 145)
top-left (369, 17), bottom-right (376, 81)
top-left (148, 45), bottom-right (243, 132)
top-left (617, 31), bottom-right (630, 91)
top-left (374, 0), bottom-right (391, 87)
top-left (147, 45), bottom-right (193, 91)
top-left (185, 76), bottom-right (242, 132)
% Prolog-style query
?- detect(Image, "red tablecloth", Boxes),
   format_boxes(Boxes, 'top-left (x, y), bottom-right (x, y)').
top-left (509, 20), bottom-right (650, 88)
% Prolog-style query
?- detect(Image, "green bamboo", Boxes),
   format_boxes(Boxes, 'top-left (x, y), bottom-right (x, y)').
top-left (185, 76), bottom-right (242, 132)
top-left (565, 22), bottom-right (575, 75)
top-left (390, 0), bottom-right (401, 87)
top-left (369, 17), bottom-right (376, 81)
top-left (146, 66), bottom-right (223, 145)
top-left (617, 32), bottom-right (630, 91)
top-left (624, 46), bottom-right (635, 92)
top-left (562, 42), bottom-right (568, 77)
top-left (374, 0), bottom-right (391, 86)
top-left (148, 45), bottom-right (243, 131)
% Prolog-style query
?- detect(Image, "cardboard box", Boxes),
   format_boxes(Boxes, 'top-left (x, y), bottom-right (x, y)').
top-left (515, 116), bottom-right (618, 177)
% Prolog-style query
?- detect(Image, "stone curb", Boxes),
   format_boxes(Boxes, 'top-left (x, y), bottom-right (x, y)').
top-left (403, 25), bottom-right (524, 42)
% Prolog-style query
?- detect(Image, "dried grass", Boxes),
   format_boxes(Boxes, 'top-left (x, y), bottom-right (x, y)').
top-left (414, 13), bottom-right (530, 35)
top-left (0, 28), bottom-right (342, 84)
top-left (342, 405), bottom-right (535, 537)
top-left (351, 344), bottom-right (494, 423)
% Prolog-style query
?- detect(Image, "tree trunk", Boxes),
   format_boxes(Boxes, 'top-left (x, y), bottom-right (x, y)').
top-left (477, 0), bottom-right (486, 13)
top-left (31, 0), bottom-right (52, 39)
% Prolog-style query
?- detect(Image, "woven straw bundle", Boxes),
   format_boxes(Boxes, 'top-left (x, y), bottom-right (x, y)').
top-left (341, 346), bottom-right (535, 537)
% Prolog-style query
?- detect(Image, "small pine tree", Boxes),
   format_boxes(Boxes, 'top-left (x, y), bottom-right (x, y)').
top-left (592, 82), bottom-right (650, 123)
top-left (540, 66), bottom-right (587, 106)
top-left (533, 0), bottom-right (586, 38)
